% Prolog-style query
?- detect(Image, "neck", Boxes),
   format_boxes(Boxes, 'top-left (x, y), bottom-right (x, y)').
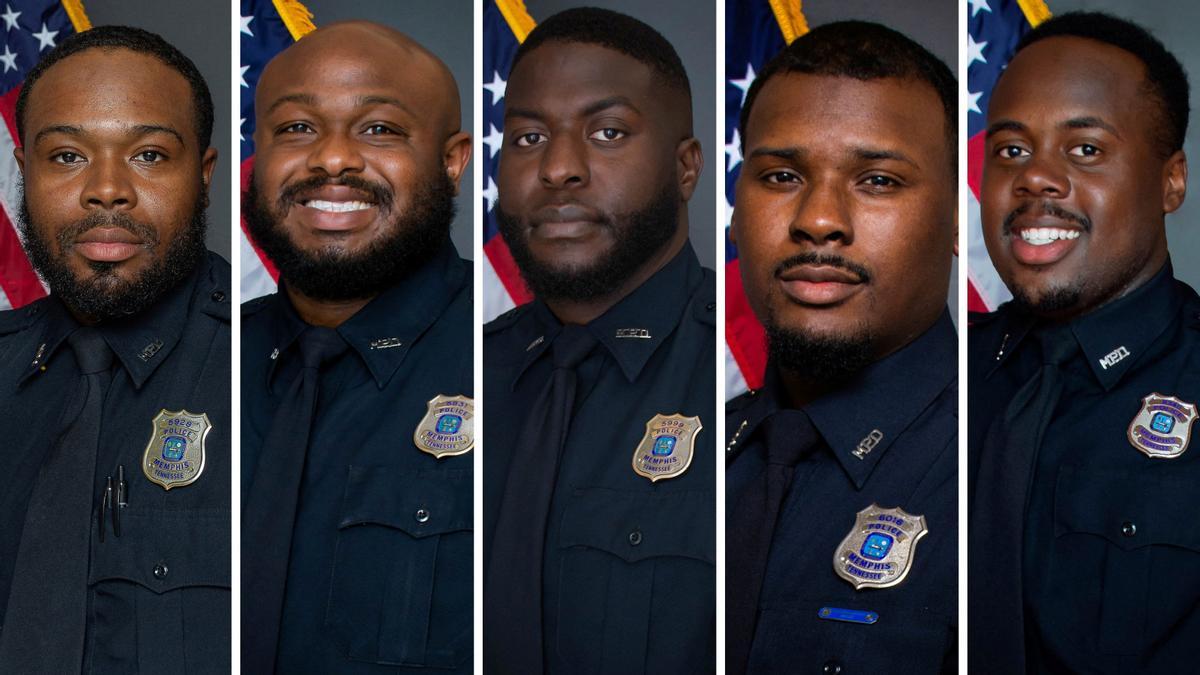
top-left (285, 285), bottom-right (375, 328)
top-left (544, 224), bottom-right (688, 326)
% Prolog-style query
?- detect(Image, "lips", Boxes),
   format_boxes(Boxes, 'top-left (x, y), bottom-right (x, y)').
top-left (1008, 217), bottom-right (1084, 266)
top-left (72, 227), bottom-right (146, 263)
top-left (293, 185), bottom-right (378, 232)
top-left (529, 203), bottom-right (604, 240)
top-left (777, 264), bottom-right (865, 305)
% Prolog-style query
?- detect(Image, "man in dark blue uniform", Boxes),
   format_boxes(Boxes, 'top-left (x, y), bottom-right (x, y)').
top-left (240, 22), bottom-right (473, 675)
top-left (970, 13), bottom-right (1200, 674)
top-left (483, 8), bottom-right (714, 675)
top-left (725, 22), bottom-right (958, 675)
top-left (0, 27), bottom-right (228, 674)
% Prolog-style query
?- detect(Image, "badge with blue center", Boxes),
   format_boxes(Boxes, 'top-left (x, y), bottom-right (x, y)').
top-left (414, 394), bottom-right (474, 458)
top-left (834, 504), bottom-right (927, 590)
top-left (142, 409), bottom-right (209, 490)
top-left (632, 413), bottom-right (702, 482)
top-left (1128, 392), bottom-right (1197, 459)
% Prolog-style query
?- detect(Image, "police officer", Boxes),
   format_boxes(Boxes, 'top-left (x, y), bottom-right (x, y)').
top-left (240, 21), bottom-right (473, 675)
top-left (0, 26), bottom-right (228, 674)
top-left (725, 22), bottom-right (958, 675)
top-left (483, 8), bottom-right (714, 674)
top-left (970, 12), bottom-right (1200, 674)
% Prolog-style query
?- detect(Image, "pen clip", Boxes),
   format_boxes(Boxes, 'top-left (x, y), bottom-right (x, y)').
top-left (99, 476), bottom-right (113, 542)
top-left (114, 465), bottom-right (125, 537)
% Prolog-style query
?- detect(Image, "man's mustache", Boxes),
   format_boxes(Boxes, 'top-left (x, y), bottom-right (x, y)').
top-left (57, 211), bottom-right (158, 248)
top-left (277, 174), bottom-right (394, 213)
top-left (773, 252), bottom-right (871, 283)
top-left (1003, 200), bottom-right (1092, 234)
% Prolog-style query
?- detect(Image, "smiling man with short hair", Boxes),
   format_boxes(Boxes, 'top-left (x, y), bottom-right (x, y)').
top-left (970, 11), bottom-right (1200, 674)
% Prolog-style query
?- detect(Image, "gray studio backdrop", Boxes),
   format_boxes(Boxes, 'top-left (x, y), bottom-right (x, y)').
top-left (85, 2), bottom-right (231, 260)
top-left (297, 0), bottom-right (474, 259)
top-left (1048, 0), bottom-right (1200, 292)
top-left (523, 0), bottom-right (717, 269)
top-left (797, 0), bottom-right (959, 323)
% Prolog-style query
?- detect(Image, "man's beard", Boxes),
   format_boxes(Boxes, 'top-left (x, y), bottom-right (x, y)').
top-left (764, 308), bottom-right (875, 384)
top-left (19, 183), bottom-right (208, 322)
top-left (244, 169), bottom-right (455, 302)
top-left (496, 180), bottom-right (680, 302)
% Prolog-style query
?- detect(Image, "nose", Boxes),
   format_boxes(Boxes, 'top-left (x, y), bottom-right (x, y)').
top-left (789, 180), bottom-right (853, 246)
top-left (306, 130), bottom-right (365, 177)
top-left (538, 135), bottom-right (588, 189)
top-left (1013, 152), bottom-right (1070, 199)
top-left (80, 154), bottom-right (136, 210)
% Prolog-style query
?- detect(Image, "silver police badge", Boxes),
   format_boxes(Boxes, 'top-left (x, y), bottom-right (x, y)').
top-left (632, 413), bottom-right (702, 482)
top-left (142, 409), bottom-right (209, 490)
top-left (1127, 392), bottom-right (1198, 459)
top-left (834, 504), bottom-right (927, 591)
top-left (414, 394), bottom-right (474, 458)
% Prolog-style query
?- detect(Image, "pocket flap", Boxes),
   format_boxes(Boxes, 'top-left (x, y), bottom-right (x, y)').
top-left (559, 488), bottom-right (713, 564)
top-left (88, 508), bottom-right (230, 593)
top-left (339, 465), bottom-right (471, 538)
top-left (1055, 466), bottom-right (1200, 552)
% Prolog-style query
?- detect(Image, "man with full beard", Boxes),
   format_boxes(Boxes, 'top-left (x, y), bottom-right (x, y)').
top-left (0, 27), bottom-right (229, 674)
top-left (724, 23), bottom-right (958, 674)
top-left (240, 22), bottom-right (473, 675)
top-left (483, 8), bottom-right (714, 674)
top-left (970, 13), bottom-right (1199, 673)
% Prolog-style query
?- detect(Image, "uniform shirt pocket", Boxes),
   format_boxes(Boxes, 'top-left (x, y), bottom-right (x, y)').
top-left (555, 487), bottom-right (714, 675)
top-left (1055, 466), bottom-right (1200, 655)
top-left (87, 508), bottom-right (230, 675)
top-left (326, 465), bottom-right (472, 669)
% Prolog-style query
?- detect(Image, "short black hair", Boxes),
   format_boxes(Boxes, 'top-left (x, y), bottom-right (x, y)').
top-left (739, 21), bottom-right (957, 174)
top-left (511, 7), bottom-right (691, 104)
top-left (16, 25), bottom-right (213, 151)
top-left (1014, 11), bottom-right (1189, 158)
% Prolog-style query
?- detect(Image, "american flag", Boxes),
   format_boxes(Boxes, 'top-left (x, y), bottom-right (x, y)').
top-left (239, 0), bottom-right (316, 301)
top-left (724, 0), bottom-right (807, 398)
top-left (481, 0), bottom-right (534, 321)
top-left (967, 0), bottom-right (1051, 313)
top-left (0, 0), bottom-right (90, 310)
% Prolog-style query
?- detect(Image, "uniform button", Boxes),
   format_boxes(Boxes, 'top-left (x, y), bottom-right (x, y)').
top-left (822, 660), bottom-right (843, 674)
top-left (1121, 521), bottom-right (1137, 537)
top-left (706, 301), bottom-right (716, 311)
top-left (211, 291), bottom-right (226, 303)
top-left (415, 509), bottom-right (430, 523)
top-left (628, 530), bottom-right (643, 546)
top-left (153, 562), bottom-right (169, 580)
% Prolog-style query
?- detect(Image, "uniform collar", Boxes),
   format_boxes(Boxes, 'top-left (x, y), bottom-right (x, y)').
top-left (733, 310), bottom-right (957, 490)
top-left (512, 242), bottom-right (703, 388)
top-left (985, 262), bottom-right (1181, 391)
top-left (266, 239), bottom-right (467, 389)
top-left (18, 254), bottom-right (217, 389)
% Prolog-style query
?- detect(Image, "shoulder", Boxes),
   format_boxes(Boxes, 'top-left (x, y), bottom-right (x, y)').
top-left (688, 266), bottom-right (717, 328)
top-left (483, 304), bottom-right (530, 337)
top-left (196, 252), bottom-right (231, 323)
top-left (725, 388), bottom-right (758, 420)
top-left (0, 298), bottom-right (45, 337)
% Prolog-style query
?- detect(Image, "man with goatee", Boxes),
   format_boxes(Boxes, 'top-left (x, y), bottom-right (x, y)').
top-left (240, 22), bottom-right (473, 674)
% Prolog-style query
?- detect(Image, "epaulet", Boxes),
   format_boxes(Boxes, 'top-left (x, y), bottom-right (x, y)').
top-left (241, 294), bottom-right (274, 318)
top-left (691, 267), bottom-right (716, 327)
top-left (484, 304), bottom-right (527, 335)
top-left (967, 309), bottom-right (1001, 327)
top-left (199, 253), bottom-right (231, 323)
top-left (0, 298), bottom-right (44, 336)
top-left (725, 388), bottom-right (758, 416)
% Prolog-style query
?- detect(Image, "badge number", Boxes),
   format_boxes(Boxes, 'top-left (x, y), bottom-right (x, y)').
top-left (142, 409), bottom-right (210, 490)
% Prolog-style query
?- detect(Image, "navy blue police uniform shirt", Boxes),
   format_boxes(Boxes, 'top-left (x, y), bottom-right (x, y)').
top-left (726, 311), bottom-right (958, 675)
top-left (483, 243), bottom-right (716, 674)
top-left (241, 240), bottom-right (472, 674)
top-left (969, 263), bottom-right (1200, 674)
top-left (0, 252), bottom-right (231, 674)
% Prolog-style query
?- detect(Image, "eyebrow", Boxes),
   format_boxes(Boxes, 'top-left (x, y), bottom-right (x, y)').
top-left (748, 146), bottom-right (805, 161)
top-left (747, 145), bottom-right (917, 167)
top-left (1062, 115), bottom-right (1120, 137)
top-left (355, 94), bottom-right (417, 118)
top-left (504, 95), bottom-right (640, 123)
top-left (264, 92), bottom-right (317, 115)
top-left (985, 119), bottom-right (1026, 138)
top-left (34, 123), bottom-right (184, 146)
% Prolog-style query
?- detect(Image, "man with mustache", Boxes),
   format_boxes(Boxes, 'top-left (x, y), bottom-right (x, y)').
top-left (970, 12), bottom-right (1200, 673)
top-left (0, 26), bottom-right (229, 673)
top-left (725, 22), bottom-right (958, 674)
top-left (240, 22), bottom-right (473, 674)
top-left (483, 8), bottom-right (714, 674)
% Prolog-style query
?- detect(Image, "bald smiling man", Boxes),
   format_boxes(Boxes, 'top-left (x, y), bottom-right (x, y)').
top-left (240, 22), bottom-right (473, 674)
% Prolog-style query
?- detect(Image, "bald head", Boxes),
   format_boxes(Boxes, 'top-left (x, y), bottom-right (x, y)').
top-left (255, 20), bottom-right (461, 140)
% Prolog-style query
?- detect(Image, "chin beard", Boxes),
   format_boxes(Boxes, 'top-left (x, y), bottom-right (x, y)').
top-left (764, 311), bottom-right (875, 384)
top-left (19, 183), bottom-right (208, 322)
top-left (496, 180), bottom-right (680, 302)
top-left (1009, 284), bottom-right (1082, 316)
top-left (244, 169), bottom-right (455, 302)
